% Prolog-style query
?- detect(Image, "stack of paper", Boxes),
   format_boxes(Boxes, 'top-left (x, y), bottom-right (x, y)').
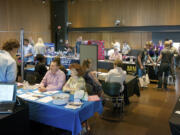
top-left (44, 91), bottom-right (59, 95)
top-left (37, 96), bottom-right (53, 103)
top-left (65, 104), bottom-right (82, 109)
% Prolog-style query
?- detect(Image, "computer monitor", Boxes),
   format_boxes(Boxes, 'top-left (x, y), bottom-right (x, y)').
top-left (0, 83), bottom-right (16, 102)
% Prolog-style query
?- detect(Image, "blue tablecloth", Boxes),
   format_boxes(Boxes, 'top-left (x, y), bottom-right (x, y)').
top-left (46, 56), bottom-right (80, 68)
top-left (17, 89), bottom-right (103, 135)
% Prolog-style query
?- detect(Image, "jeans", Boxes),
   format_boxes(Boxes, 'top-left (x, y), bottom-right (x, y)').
top-left (136, 66), bottom-right (145, 77)
top-left (158, 63), bottom-right (170, 88)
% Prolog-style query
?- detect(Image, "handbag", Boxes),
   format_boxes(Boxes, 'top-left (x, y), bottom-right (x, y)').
top-left (139, 74), bottom-right (150, 87)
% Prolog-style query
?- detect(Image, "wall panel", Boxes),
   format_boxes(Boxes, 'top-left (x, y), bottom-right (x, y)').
top-left (68, 32), bottom-right (152, 49)
top-left (68, 0), bottom-right (180, 27)
top-left (0, 0), bottom-right (51, 46)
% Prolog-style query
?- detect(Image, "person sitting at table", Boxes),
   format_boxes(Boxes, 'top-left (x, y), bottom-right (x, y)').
top-left (109, 46), bottom-right (122, 61)
top-left (105, 60), bottom-right (126, 108)
top-left (63, 63), bottom-right (86, 93)
top-left (82, 59), bottom-right (103, 97)
top-left (39, 60), bottom-right (66, 92)
top-left (54, 56), bottom-right (68, 78)
top-left (35, 54), bottom-right (48, 83)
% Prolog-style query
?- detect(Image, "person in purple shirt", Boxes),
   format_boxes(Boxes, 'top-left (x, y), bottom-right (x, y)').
top-left (39, 60), bottom-right (66, 92)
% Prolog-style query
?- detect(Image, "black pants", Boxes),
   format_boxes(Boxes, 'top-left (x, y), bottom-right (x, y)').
top-left (158, 63), bottom-right (170, 88)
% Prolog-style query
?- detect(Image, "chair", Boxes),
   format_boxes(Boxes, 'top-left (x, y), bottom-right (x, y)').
top-left (101, 81), bottom-right (124, 121)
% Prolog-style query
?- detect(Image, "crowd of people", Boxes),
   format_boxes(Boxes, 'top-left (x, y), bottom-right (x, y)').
top-left (0, 37), bottom-right (179, 134)
top-left (1, 37), bottom-right (179, 91)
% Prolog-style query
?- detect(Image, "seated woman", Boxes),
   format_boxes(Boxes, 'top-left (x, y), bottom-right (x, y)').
top-left (109, 47), bottom-right (122, 61)
top-left (63, 63), bottom-right (86, 94)
top-left (105, 59), bottom-right (126, 91)
top-left (35, 54), bottom-right (47, 83)
top-left (39, 60), bottom-right (66, 92)
top-left (82, 59), bottom-right (103, 97)
top-left (105, 60), bottom-right (126, 108)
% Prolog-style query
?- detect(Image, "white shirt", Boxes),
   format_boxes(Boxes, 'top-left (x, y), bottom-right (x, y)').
top-left (0, 50), bottom-right (17, 83)
top-left (108, 49), bottom-right (114, 56)
top-left (23, 44), bottom-right (34, 62)
top-left (113, 42), bottom-right (121, 51)
top-left (34, 43), bottom-right (46, 55)
top-left (122, 44), bottom-right (131, 54)
top-left (105, 67), bottom-right (126, 92)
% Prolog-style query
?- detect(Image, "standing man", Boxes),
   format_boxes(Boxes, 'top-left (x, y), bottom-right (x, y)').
top-left (75, 36), bottom-right (82, 57)
top-left (23, 39), bottom-right (34, 64)
top-left (122, 41), bottom-right (131, 55)
top-left (156, 41), bottom-right (173, 89)
top-left (169, 40), bottom-right (178, 82)
top-left (0, 39), bottom-right (20, 83)
top-left (136, 41), bottom-right (155, 77)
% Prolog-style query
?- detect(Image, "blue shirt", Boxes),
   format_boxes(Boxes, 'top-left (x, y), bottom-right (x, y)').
top-left (75, 41), bottom-right (81, 54)
top-left (0, 50), bottom-right (17, 83)
top-left (24, 44), bottom-right (34, 62)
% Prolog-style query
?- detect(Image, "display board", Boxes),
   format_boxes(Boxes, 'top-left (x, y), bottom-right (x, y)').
top-left (80, 45), bottom-right (98, 71)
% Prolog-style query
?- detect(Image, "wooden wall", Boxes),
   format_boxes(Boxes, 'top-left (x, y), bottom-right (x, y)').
top-left (68, 0), bottom-right (179, 27)
top-left (68, 32), bottom-right (152, 49)
top-left (0, 0), bottom-right (51, 46)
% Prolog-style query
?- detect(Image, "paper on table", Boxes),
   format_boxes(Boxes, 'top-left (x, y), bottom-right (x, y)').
top-left (33, 90), bottom-right (42, 94)
top-left (175, 111), bottom-right (180, 114)
top-left (65, 104), bottom-right (81, 109)
top-left (25, 96), bottom-right (38, 101)
top-left (32, 93), bottom-right (44, 98)
top-left (17, 90), bottom-right (23, 94)
top-left (18, 94), bottom-right (31, 98)
top-left (44, 91), bottom-right (59, 95)
top-left (37, 96), bottom-right (53, 103)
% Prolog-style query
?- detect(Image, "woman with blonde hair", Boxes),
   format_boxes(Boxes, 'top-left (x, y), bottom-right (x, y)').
top-left (34, 37), bottom-right (46, 55)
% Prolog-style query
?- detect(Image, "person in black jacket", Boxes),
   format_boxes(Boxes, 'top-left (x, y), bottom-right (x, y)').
top-left (35, 54), bottom-right (47, 83)
top-left (82, 59), bottom-right (103, 97)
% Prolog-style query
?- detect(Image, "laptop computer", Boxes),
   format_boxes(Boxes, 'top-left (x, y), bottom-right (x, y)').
top-left (0, 83), bottom-right (17, 113)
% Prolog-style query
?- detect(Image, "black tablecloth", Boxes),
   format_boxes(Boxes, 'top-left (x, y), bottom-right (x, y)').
top-left (124, 75), bottom-right (140, 104)
top-left (98, 60), bottom-right (136, 74)
top-left (169, 97), bottom-right (180, 135)
top-left (0, 97), bottom-right (29, 135)
top-left (99, 75), bottom-right (140, 105)
top-left (98, 60), bottom-right (159, 80)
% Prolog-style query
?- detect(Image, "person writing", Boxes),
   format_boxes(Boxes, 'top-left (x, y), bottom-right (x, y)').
top-left (63, 63), bottom-right (86, 94)
top-left (0, 39), bottom-right (20, 83)
top-left (39, 60), bottom-right (66, 92)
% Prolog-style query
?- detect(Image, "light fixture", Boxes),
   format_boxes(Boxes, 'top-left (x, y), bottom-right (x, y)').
top-left (114, 19), bottom-right (120, 26)
top-left (42, 0), bottom-right (46, 4)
